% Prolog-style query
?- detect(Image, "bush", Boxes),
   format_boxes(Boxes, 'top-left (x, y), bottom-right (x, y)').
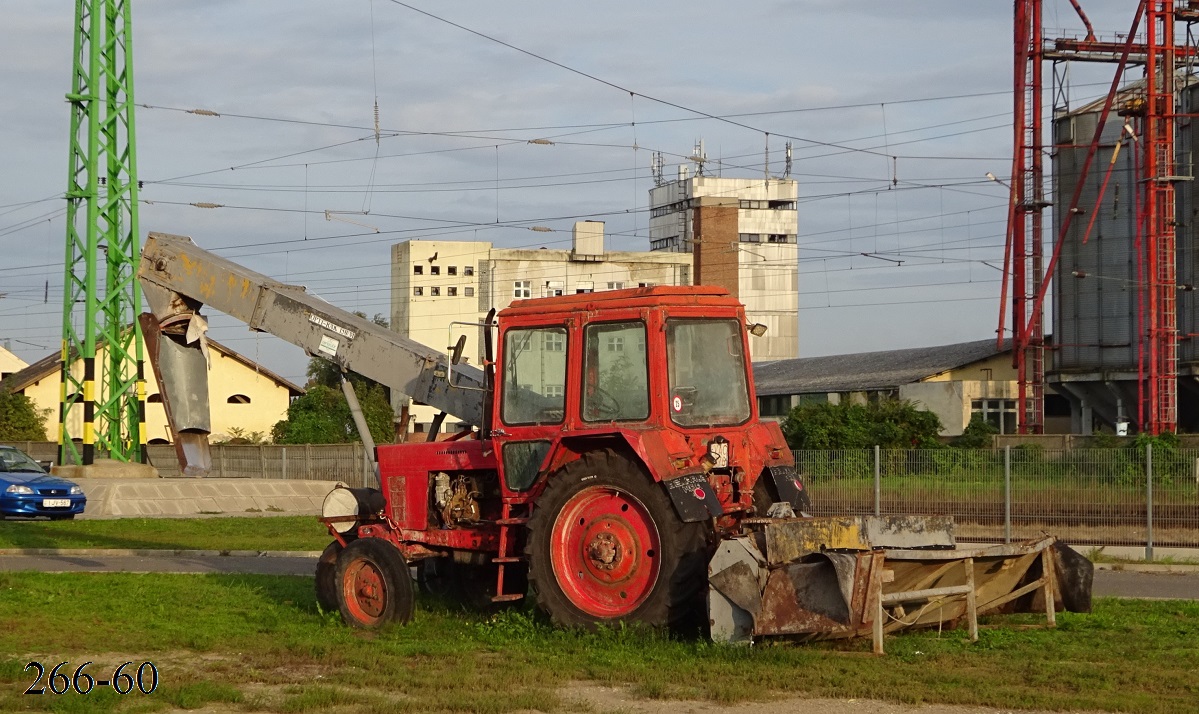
top-left (781, 400), bottom-right (943, 450)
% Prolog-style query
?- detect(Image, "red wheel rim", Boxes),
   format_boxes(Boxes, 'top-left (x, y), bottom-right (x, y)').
top-left (549, 486), bottom-right (662, 618)
top-left (344, 558), bottom-right (388, 625)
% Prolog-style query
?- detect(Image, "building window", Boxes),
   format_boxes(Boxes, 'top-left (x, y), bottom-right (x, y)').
top-left (545, 384), bottom-right (564, 398)
top-left (544, 280), bottom-right (564, 297)
top-left (514, 280), bottom-right (531, 298)
top-left (972, 399), bottom-right (1017, 435)
top-left (431, 286), bottom-right (441, 297)
top-left (769, 200), bottom-right (796, 210)
top-left (758, 395), bottom-right (792, 417)
top-left (606, 335), bottom-right (624, 352)
top-left (431, 265), bottom-right (440, 276)
top-left (543, 332), bottom-right (565, 352)
top-left (638, 282), bottom-right (655, 288)
top-left (448, 266), bottom-right (457, 276)
top-left (465, 287), bottom-right (475, 297)
top-left (147, 393), bottom-right (164, 403)
top-left (575, 280), bottom-right (594, 294)
top-left (227, 394), bottom-right (251, 404)
top-left (606, 281), bottom-right (624, 290)
top-left (739, 233), bottom-right (761, 243)
top-left (448, 287), bottom-right (458, 297)
top-left (413, 286), bottom-right (424, 296)
top-left (767, 234), bottom-right (793, 243)
top-left (464, 265), bottom-right (475, 276)
top-left (413, 265), bottom-right (423, 275)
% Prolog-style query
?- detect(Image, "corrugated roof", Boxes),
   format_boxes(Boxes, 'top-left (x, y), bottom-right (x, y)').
top-left (753, 338), bottom-right (1011, 396)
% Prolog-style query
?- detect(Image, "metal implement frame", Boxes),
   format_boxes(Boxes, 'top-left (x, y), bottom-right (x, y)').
top-left (60, 0), bottom-right (146, 465)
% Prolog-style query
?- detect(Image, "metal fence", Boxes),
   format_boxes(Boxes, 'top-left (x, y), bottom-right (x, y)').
top-left (796, 446), bottom-right (1199, 554)
top-left (1, 441), bottom-right (373, 487)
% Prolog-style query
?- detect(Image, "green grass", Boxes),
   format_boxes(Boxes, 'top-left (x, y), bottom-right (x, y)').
top-left (0, 572), bottom-right (1196, 713)
top-left (0, 516), bottom-right (329, 552)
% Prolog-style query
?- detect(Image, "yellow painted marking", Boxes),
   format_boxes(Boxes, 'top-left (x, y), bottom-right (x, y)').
top-left (200, 275), bottom-right (216, 299)
top-left (137, 380), bottom-right (146, 399)
top-left (241, 278), bottom-right (252, 298)
top-left (83, 380), bottom-right (94, 401)
top-left (139, 423), bottom-right (147, 444)
top-left (60, 383), bottom-right (67, 401)
top-left (83, 422), bottom-right (94, 444)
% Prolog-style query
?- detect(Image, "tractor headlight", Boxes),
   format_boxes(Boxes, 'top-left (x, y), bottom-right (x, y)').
top-left (69, 486), bottom-right (84, 495)
top-left (5, 484), bottom-right (34, 495)
top-left (707, 437), bottom-right (729, 469)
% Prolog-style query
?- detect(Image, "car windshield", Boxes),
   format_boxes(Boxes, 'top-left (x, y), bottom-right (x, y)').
top-left (0, 449), bottom-right (45, 473)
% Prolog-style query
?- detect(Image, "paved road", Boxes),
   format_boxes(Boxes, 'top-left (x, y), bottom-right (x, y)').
top-left (1, 554), bottom-right (1198, 600)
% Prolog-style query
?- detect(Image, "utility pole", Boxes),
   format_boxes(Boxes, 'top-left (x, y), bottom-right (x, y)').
top-left (60, 0), bottom-right (146, 465)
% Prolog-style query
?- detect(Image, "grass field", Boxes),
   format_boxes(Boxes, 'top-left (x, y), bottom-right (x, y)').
top-left (0, 571), bottom-right (1197, 713)
top-left (0, 516), bottom-right (330, 552)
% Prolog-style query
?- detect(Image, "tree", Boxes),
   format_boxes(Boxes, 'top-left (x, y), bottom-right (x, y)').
top-left (781, 399), bottom-right (943, 450)
top-left (0, 389), bottom-right (50, 441)
top-left (272, 383), bottom-right (394, 446)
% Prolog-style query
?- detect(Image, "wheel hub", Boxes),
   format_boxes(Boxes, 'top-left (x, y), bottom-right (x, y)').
top-left (587, 532), bottom-right (621, 570)
top-left (550, 486), bottom-right (662, 618)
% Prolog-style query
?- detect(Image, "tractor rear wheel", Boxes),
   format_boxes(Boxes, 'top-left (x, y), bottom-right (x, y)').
top-left (526, 449), bottom-right (708, 631)
top-left (335, 538), bottom-right (415, 629)
top-left (315, 541), bottom-right (342, 612)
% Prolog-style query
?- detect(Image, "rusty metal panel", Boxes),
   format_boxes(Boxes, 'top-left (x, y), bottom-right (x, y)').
top-left (762, 515), bottom-right (955, 565)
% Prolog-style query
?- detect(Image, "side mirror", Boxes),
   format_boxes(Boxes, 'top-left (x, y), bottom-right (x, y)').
top-left (747, 323), bottom-right (768, 337)
top-left (37, 460), bottom-right (54, 471)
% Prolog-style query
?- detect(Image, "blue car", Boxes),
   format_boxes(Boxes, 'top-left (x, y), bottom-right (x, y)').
top-left (0, 446), bottom-right (86, 520)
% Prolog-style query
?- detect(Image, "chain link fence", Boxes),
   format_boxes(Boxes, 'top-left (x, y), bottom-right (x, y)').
top-left (796, 446), bottom-right (1199, 552)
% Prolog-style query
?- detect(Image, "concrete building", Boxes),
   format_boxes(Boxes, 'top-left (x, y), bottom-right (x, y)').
top-left (0, 339), bottom-right (303, 444)
top-left (649, 172), bottom-right (799, 361)
top-left (751, 339), bottom-right (1072, 437)
top-left (390, 222), bottom-right (693, 433)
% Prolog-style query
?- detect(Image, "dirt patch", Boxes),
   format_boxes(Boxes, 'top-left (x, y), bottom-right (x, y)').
top-left (560, 682), bottom-right (1105, 714)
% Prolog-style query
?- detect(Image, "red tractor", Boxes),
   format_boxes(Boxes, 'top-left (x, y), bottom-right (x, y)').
top-left (315, 286), bottom-right (807, 630)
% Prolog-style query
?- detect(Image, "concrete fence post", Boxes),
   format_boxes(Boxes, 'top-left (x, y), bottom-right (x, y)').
top-left (1004, 445), bottom-right (1012, 544)
top-left (282, 447), bottom-right (288, 480)
top-left (218, 446), bottom-right (226, 478)
top-left (873, 445), bottom-right (881, 517)
top-left (259, 445), bottom-right (266, 478)
top-left (1146, 443), bottom-right (1154, 562)
top-left (305, 444), bottom-right (313, 480)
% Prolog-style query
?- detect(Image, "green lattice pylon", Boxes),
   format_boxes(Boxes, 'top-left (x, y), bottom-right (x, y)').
top-left (60, 0), bottom-right (146, 466)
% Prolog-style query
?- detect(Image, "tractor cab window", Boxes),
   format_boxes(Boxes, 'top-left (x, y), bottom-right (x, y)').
top-left (582, 321), bottom-right (649, 422)
top-left (666, 319), bottom-right (751, 427)
top-left (501, 326), bottom-right (568, 425)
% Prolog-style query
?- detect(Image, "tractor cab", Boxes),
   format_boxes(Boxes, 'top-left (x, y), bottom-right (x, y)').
top-left (490, 286), bottom-right (799, 526)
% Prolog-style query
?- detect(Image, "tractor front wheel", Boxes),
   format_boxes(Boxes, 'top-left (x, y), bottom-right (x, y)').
top-left (334, 538), bottom-right (415, 628)
top-left (315, 541), bottom-right (342, 612)
top-left (526, 449), bottom-right (708, 631)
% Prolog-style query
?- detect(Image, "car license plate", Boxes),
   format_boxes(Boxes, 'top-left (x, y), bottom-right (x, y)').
top-left (42, 498), bottom-right (71, 508)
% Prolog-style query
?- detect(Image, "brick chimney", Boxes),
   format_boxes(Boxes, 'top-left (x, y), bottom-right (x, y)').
top-left (691, 196), bottom-right (739, 298)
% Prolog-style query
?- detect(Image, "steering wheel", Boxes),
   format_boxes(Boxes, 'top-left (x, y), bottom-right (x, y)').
top-left (587, 386), bottom-right (623, 418)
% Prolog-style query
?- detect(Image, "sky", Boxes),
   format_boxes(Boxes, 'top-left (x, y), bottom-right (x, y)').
top-left (0, 0), bottom-right (1148, 386)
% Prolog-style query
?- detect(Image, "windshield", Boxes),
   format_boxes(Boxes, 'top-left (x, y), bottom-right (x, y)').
top-left (0, 449), bottom-right (46, 473)
top-left (666, 319), bottom-right (751, 427)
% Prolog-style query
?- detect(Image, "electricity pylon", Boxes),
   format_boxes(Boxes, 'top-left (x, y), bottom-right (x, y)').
top-left (60, 0), bottom-right (146, 465)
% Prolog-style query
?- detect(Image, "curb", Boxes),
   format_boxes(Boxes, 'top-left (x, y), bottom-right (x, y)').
top-left (0, 548), bottom-right (322, 558)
